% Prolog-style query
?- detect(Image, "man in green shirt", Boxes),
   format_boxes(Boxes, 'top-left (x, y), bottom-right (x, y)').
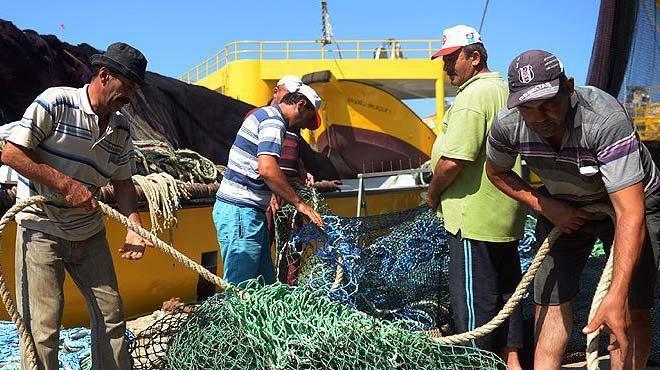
top-left (427, 25), bottom-right (526, 368)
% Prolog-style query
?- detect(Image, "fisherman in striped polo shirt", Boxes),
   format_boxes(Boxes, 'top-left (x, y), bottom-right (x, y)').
top-left (213, 84), bottom-right (324, 286)
top-left (2, 42), bottom-right (151, 370)
top-left (486, 50), bottom-right (660, 370)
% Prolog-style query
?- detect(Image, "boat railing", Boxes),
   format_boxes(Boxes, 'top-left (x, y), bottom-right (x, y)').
top-left (356, 167), bottom-right (431, 217)
top-left (180, 39), bottom-right (441, 83)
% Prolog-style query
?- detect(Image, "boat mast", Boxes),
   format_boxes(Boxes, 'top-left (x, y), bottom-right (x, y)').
top-left (319, 0), bottom-right (334, 46)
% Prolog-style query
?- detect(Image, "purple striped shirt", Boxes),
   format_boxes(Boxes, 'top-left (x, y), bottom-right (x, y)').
top-left (487, 86), bottom-right (659, 203)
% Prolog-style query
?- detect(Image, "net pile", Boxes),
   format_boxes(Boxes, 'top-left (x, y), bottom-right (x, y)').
top-left (129, 306), bottom-right (194, 370)
top-left (130, 140), bottom-right (223, 233)
top-left (126, 192), bottom-right (660, 367)
top-left (133, 140), bottom-right (223, 184)
top-left (166, 281), bottom-right (503, 370)
top-left (296, 206), bottom-right (448, 331)
top-left (273, 186), bottom-right (328, 283)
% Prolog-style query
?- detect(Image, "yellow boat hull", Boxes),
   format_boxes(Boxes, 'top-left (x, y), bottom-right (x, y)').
top-left (0, 188), bottom-right (423, 327)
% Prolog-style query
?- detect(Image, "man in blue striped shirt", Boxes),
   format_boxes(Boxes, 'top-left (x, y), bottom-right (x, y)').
top-left (213, 85), bottom-right (324, 285)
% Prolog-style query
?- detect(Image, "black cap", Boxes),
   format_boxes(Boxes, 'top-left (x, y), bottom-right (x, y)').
top-left (507, 50), bottom-right (565, 109)
top-left (90, 42), bottom-right (148, 85)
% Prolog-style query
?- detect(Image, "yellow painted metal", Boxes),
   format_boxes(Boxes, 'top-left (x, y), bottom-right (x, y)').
top-left (627, 86), bottom-right (660, 142)
top-left (182, 40), bottom-right (444, 83)
top-left (325, 189), bottom-right (424, 217)
top-left (301, 79), bottom-right (436, 159)
top-left (186, 39), bottom-right (450, 124)
top-left (0, 206), bottom-right (220, 327)
top-left (633, 102), bottom-right (660, 142)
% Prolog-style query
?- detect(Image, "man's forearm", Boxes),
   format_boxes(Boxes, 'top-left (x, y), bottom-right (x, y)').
top-left (486, 161), bottom-right (544, 212)
top-left (258, 155), bottom-right (301, 206)
top-left (262, 169), bottom-right (301, 207)
top-left (2, 142), bottom-right (71, 192)
top-left (427, 158), bottom-right (464, 203)
top-left (608, 184), bottom-right (646, 298)
top-left (111, 179), bottom-right (142, 225)
top-left (610, 216), bottom-right (645, 297)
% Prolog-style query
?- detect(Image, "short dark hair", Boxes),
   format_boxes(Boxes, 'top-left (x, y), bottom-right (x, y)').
top-left (280, 92), bottom-right (313, 109)
top-left (557, 74), bottom-right (570, 96)
top-left (462, 43), bottom-right (488, 69)
top-left (90, 66), bottom-right (102, 82)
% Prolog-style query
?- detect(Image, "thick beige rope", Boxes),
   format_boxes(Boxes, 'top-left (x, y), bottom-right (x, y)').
top-left (422, 204), bottom-right (614, 370)
top-left (0, 195), bottom-right (236, 370)
top-left (132, 173), bottom-right (185, 233)
top-left (586, 239), bottom-right (615, 370)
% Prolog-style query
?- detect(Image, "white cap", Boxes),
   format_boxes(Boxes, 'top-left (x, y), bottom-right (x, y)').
top-left (276, 74), bottom-right (303, 92)
top-left (297, 84), bottom-right (321, 110)
top-left (431, 25), bottom-right (482, 59)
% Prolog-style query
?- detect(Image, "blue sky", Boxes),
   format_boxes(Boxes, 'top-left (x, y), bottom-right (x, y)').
top-left (1, 0), bottom-right (600, 116)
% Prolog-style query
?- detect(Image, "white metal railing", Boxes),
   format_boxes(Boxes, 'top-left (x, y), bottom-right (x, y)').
top-left (355, 167), bottom-right (431, 217)
top-left (180, 39), bottom-right (441, 83)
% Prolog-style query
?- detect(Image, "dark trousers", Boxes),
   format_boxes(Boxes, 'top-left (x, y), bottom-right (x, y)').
top-left (448, 232), bottom-right (524, 351)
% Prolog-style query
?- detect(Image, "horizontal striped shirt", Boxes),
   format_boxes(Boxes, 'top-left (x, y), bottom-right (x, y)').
top-left (280, 131), bottom-right (300, 178)
top-left (487, 86), bottom-right (659, 203)
top-left (216, 106), bottom-right (287, 209)
top-left (8, 85), bottom-right (135, 241)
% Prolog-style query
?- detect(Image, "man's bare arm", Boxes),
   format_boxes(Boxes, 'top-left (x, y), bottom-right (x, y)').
top-left (425, 157), bottom-right (464, 209)
top-left (485, 160), bottom-right (593, 233)
top-left (111, 178), bottom-right (152, 260)
top-left (1, 141), bottom-right (96, 209)
top-left (583, 182), bottom-right (646, 362)
top-left (258, 154), bottom-right (323, 226)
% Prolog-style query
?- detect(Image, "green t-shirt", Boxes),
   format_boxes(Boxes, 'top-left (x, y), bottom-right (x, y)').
top-left (431, 72), bottom-right (525, 242)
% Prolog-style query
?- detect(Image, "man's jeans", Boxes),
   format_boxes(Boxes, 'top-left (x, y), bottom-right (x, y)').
top-left (15, 227), bottom-right (130, 370)
top-left (212, 199), bottom-right (275, 285)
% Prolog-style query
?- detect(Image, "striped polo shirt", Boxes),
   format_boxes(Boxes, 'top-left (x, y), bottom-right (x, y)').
top-left (8, 85), bottom-right (135, 241)
top-left (216, 106), bottom-right (287, 209)
top-left (487, 86), bottom-right (659, 203)
top-left (244, 106), bottom-right (300, 178)
top-left (280, 130), bottom-right (300, 178)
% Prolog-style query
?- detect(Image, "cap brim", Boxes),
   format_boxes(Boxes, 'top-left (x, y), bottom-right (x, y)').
top-left (306, 110), bottom-right (322, 130)
top-left (431, 46), bottom-right (462, 59)
top-left (507, 78), bottom-right (561, 109)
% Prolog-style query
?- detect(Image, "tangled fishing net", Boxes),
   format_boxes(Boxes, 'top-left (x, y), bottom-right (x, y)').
top-left (165, 281), bottom-right (503, 370)
top-left (129, 140), bottom-right (224, 232)
top-left (133, 140), bottom-right (223, 184)
top-left (296, 205), bottom-right (448, 331)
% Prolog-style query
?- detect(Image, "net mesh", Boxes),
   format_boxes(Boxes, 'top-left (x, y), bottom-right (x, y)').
top-left (295, 205), bottom-right (449, 332)
top-left (128, 306), bottom-right (195, 370)
top-left (619, 0), bottom-right (659, 102)
top-left (165, 281), bottom-right (503, 370)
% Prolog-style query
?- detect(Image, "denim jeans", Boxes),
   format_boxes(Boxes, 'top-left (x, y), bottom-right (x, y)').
top-left (212, 199), bottom-right (275, 285)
